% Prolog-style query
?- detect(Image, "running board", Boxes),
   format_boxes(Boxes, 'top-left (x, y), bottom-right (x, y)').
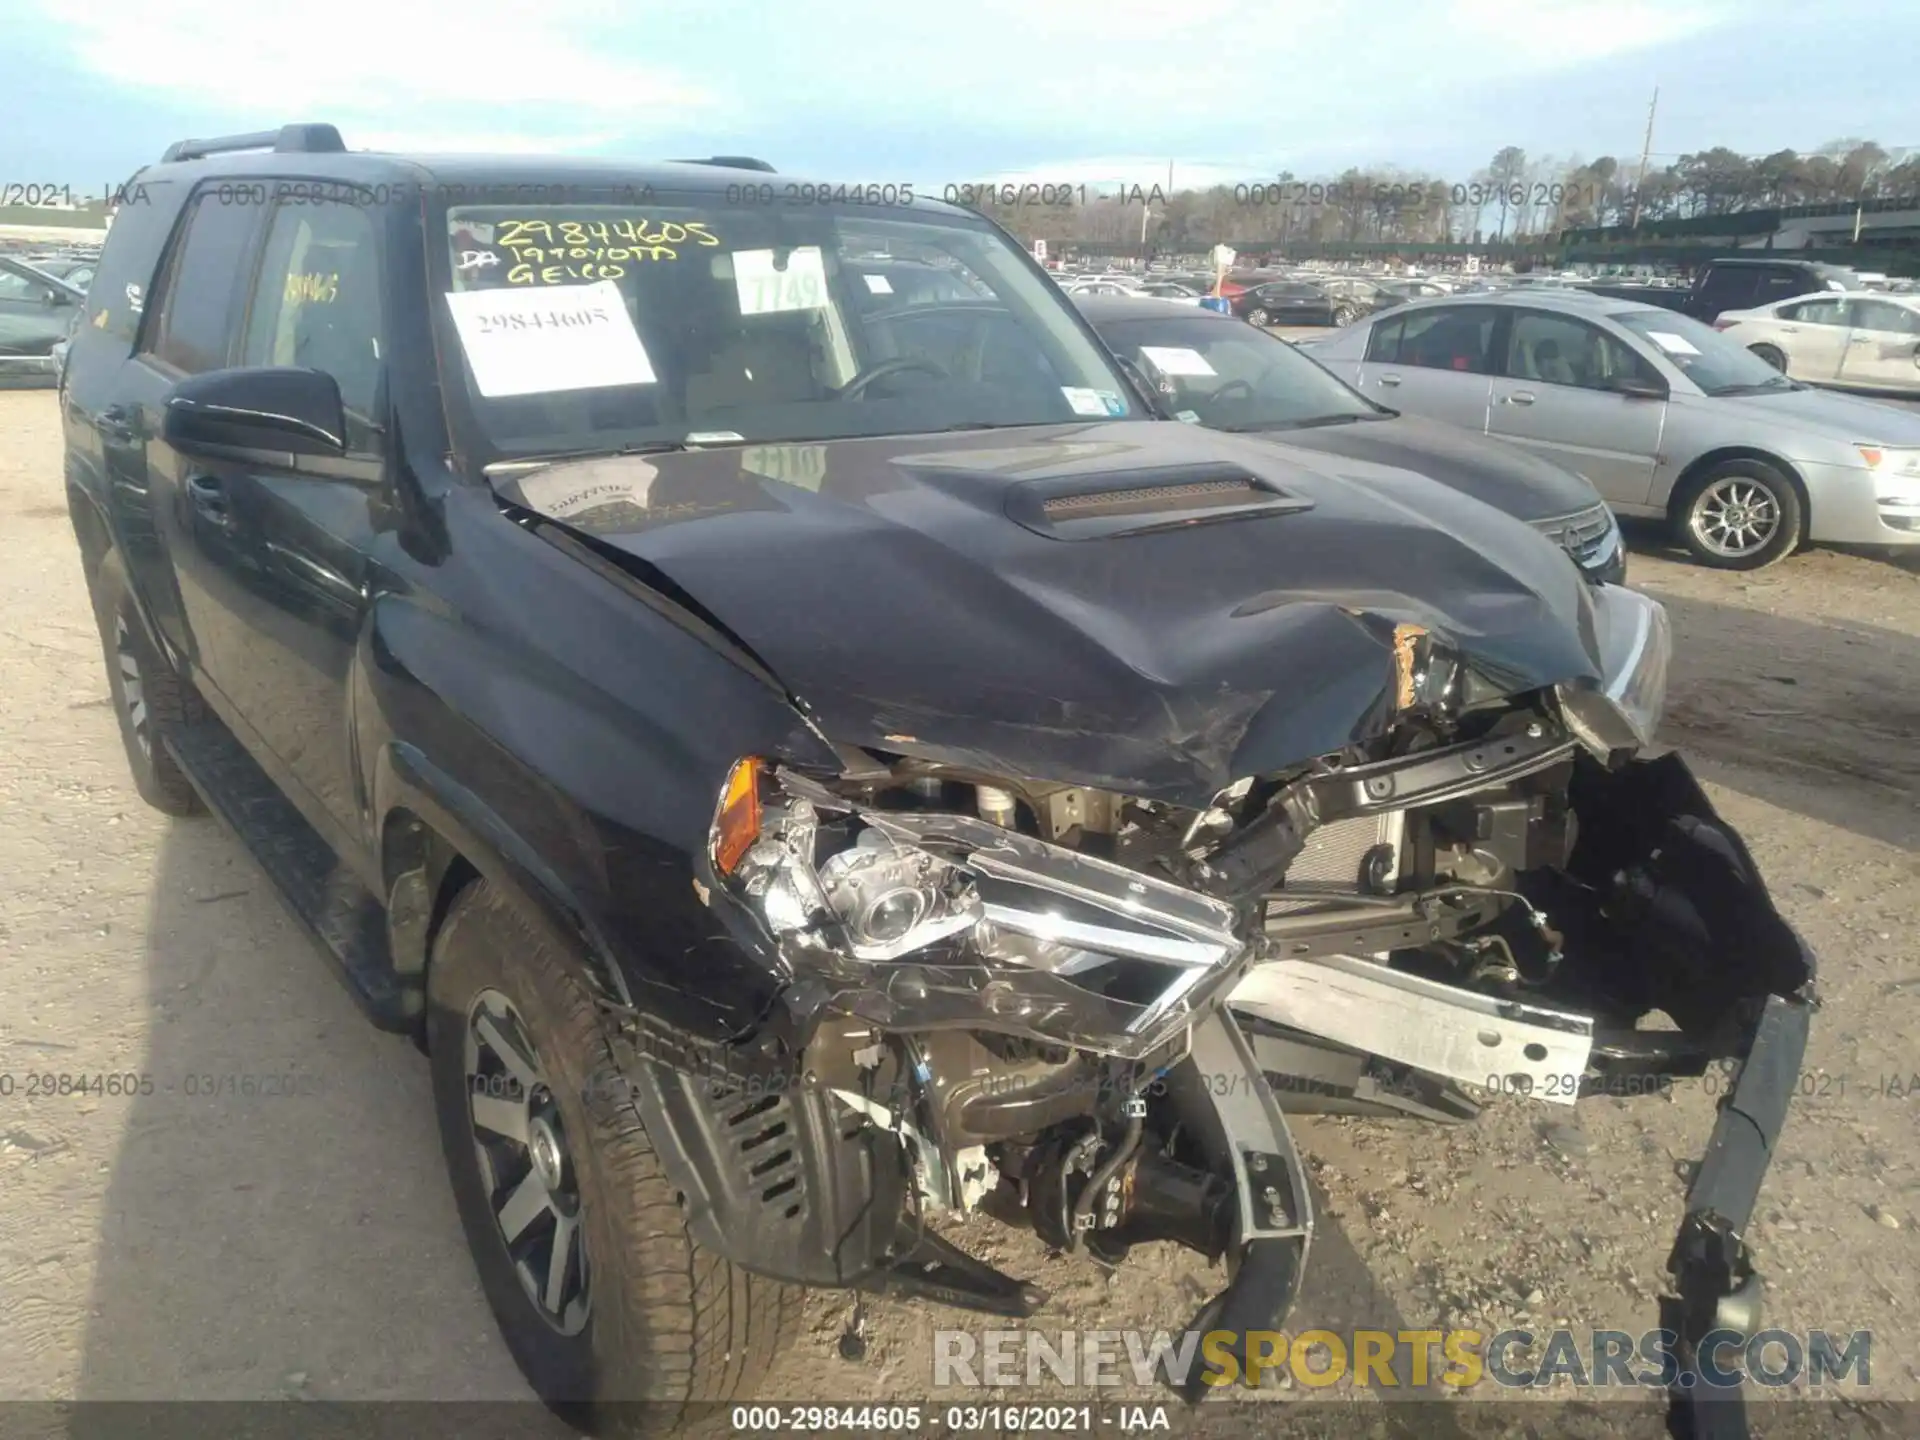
top-left (164, 717), bottom-right (413, 1031)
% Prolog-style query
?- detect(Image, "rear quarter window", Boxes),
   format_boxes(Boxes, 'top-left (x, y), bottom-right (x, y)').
top-left (142, 187), bottom-right (263, 374)
top-left (70, 179), bottom-right (191, 351)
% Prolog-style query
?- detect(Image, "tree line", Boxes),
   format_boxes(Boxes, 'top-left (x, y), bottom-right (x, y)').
top-left (961, 140), bottom-right (1920, 251)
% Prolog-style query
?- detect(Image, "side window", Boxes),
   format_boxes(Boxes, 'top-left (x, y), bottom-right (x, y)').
top-left (1697, 267), bottom-right (1756, 309)
top-left (1757, 268), bottom-right (1817, 304)
top-left (1780, 297), bottom-right (1848, 325)
top-left (0, 270), bottom-right (52, 303)
top-left (1504, 312), bottom-right (1654, 391)
top-left (1365, 313), bottom-right (1405, 362)
top-left (241, 199), bottom-right (386, 439)
top-left (1848, 300), bottom-right (1920, 336)
top-left (143, 191), bottom-right (260, 373)
top-left (1396, 306), bottom-right (1497, 373)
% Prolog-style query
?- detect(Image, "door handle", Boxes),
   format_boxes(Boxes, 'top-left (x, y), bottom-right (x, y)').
top-left (1778, 325), bottom-right (1799, 333)
top-left (1377, 373), bottom-right (1403, 387)
top-left (1503, 391), bottom-right (1537, 405)
top-left (185, 475), bottom-right (234, 527)
top-left (98, 404), bottom-right (141, 443)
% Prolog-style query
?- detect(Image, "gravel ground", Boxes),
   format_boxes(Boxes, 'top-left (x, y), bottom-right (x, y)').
top-left (1, 389), bottom-right (1915, 1427)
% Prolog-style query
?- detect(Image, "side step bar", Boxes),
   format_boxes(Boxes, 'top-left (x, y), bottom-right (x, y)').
top-left (164, 717), bottom-right (414, 1031)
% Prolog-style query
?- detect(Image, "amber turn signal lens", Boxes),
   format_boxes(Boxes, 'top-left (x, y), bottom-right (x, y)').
top-left (712, 758), bottom-right (763, 875)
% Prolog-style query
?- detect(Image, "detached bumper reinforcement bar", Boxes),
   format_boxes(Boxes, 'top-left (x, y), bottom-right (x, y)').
top-left (1664, 988), bottom-right (1813, 1440)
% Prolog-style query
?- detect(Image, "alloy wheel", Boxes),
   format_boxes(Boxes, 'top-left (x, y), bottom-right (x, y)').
top-left (1247, 308), bottom-right (1269, 327)
top-left (464, 989), bottom-right (591, 1335)
top-left (1690, 476), bottom-right (1782, 559)
top-left (114, 613), bottom-right (149, 761)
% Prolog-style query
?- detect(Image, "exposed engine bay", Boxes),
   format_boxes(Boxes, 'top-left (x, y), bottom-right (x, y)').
top-left (695, 603), bottom-right (1812, 1377)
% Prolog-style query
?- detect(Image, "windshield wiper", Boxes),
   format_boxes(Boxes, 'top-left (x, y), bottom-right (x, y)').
top-left (1708, 377), bottom-right (1797, 397)
top-left (1216, 413), bottom-right (1376, 433)
top-left (483, 438), bottom-right (730, 479)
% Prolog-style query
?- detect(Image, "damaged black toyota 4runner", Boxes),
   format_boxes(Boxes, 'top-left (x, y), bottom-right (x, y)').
top-left (63, 125), bottom-right (1813, 1431)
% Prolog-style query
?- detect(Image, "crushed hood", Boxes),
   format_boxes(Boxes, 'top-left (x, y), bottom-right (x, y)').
top-left (495, 421), bottom-right (1606, 806)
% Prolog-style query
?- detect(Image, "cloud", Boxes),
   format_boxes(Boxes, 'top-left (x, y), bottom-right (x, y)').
top-left (1441, 0), bottom-right (1736, 61)
top-left (19, 0), bottom-right (1884, 181)
top-left (29, 0), bottom-right (715, 121)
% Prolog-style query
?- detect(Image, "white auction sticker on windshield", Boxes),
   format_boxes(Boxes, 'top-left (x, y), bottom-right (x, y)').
top-left (1061, 387), bottom-right (1110, 417)
top-left (735, 247), bottom-right (830, 314)
top-left (862, 273), bottom-right (894, 294)
top-left (444, 280), bottom-right (656, 397)
top-left (1139, 345), bottom-right (1216, 377)
top-left (1644, 330), bottom-right (1701, 356)
top-left (516, 461), bottom-right (659, 519)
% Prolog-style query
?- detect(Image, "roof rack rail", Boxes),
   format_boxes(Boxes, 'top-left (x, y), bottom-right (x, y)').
top-left (670, 155), bottom-right (776, 173)
top-left (160, 124), bottom-right (347, 164)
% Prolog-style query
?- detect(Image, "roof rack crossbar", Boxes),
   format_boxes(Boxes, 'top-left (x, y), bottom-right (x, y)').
top-left (160, 124), bottom-right (347, 164)
top-left (669, 156), bottom-right (776, 173)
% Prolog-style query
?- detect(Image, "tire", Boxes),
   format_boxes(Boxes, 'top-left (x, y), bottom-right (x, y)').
top-left (87, 552), bottom-right (205, 816)
top-left (1671, 459), bottom-right (1803, 571)
top-left (1748, 343), bottom-right (1787, 372)
top-left (1246, 307), bottom-right (1270, 327)
top-left (1333, 306), bottom-right (1358, 327)
top-left (427, 880), bottom-right (802, 1431)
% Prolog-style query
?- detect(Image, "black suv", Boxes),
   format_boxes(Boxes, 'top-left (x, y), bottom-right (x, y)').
top-left (64, 124), bottom-right (1813, 1430)
top-left (1589, 257), bottom-right (1859, 324)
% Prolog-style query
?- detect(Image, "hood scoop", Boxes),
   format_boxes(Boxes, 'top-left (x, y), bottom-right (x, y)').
top-left (1005, 463), bottom-right (1314, 540)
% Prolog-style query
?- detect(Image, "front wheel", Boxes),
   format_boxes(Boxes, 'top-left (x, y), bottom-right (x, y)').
top-left (1245, 307), bottom-right (1270, 327)
top-left (1332, 305), bottom-right (1358, 327)
top-left (427, 881), bottom-right (802, 1429)
top-left (1748, 343), bottom-right (1787, 372)
top-left (1672, 460), bottom-right (1803, 570)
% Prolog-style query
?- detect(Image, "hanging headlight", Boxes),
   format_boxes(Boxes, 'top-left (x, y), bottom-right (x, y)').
top-left (707, 765), bottom-right (1248, 1059)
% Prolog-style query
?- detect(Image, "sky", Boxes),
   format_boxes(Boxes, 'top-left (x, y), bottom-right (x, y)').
top-left (6, 0), bottom-right (1916, 195)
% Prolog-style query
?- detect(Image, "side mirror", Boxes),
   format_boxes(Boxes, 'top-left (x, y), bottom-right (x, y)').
top-left (163, 367), bottom-right (347, 460)
top-left (46, 289), bottom-right (74, 308)
top-left (1613, 376), bottom-right (1669, 400)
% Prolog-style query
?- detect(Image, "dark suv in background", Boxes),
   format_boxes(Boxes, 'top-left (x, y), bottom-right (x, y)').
top-left (1588, 257), bottom-right (1858, 324)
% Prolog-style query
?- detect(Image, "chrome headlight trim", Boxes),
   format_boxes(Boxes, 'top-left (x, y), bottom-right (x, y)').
top-left (732, 769), bottom-right (1251, 1057)
top-left (1558, 584), bottom-right (1672, 755)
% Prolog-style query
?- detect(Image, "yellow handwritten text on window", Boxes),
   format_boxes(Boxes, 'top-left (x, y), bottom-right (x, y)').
top-left (494, 217), bottom-right (721, 283)
top-left (285, 272), bottom-right (340, 305)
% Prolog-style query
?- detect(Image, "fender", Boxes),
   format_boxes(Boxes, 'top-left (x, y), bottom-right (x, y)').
top-left (374, 739), bottom-right (635, 1009)
top-left (370, 738), bottom-right (913, 1290)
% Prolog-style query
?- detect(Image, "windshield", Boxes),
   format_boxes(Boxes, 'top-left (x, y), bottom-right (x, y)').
top-left (1091, 314), bottom-right (1380, 431)
top-left (439, 200), bottom-right (1144, 460)
top-left (1612, 309), bottom-right (1793, 395)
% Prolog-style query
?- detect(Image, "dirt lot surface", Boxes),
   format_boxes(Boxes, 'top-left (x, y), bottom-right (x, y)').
top-left (1, 388), bottom-right (1916, 1428)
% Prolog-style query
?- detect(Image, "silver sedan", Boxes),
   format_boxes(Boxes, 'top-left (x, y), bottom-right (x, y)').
top-left (1301, 289), bottom-right (1920, 568)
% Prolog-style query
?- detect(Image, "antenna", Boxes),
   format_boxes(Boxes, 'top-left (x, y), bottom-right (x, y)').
top-left (1629, 87), bottom-right (1659, 228)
